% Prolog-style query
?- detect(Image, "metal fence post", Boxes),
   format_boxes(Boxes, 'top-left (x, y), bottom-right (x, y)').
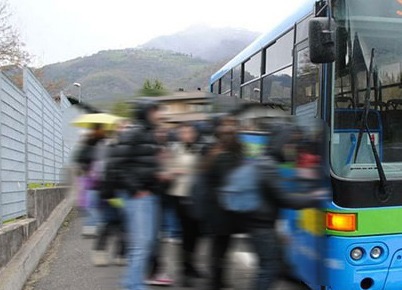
top-left (23, 68), bottom-right (29, 212)
top-left (41, 85), bottom-right (45, 185)
top-left (53, 110), bottom-right (56, 184)
top-left (0, 75), bottom-right (3, 226)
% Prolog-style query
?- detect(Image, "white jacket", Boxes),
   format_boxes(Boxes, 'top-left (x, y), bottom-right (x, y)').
top-left (167, 142), bottom-right (199, 197)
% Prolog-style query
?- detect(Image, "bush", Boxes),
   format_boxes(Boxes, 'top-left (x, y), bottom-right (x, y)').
top-left (28, 183), bottom-right (56, 189)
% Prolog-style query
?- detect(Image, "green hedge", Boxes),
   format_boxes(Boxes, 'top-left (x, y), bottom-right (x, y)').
top-left (27, 183), bottom-right (56, 189)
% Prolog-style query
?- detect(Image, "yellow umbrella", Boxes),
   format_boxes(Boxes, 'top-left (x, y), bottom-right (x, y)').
top-left (71, 113), bottom-right (126, 130)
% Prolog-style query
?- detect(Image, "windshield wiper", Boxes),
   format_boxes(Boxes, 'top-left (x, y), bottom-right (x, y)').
top-left (353, 48), bottom-right (391, 202)
top-left (354, 48), bottom-right (375, 163)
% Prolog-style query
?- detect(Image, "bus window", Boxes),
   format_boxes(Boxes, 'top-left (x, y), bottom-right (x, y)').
top-left (334, 74), bottom-right (354, 108)
top-left (262, 66), bottom-right (292, 113)
top-left (211, 81), bottom-right (220, 94)
top-left (221, 71), bottom-right (232, 95)
top-left (296, 15), bottom-right (312, 44)
top-left (265, 30), bottom-right (294, 75)
top-left (294, 47), bottom-right (320, 118)
top-left (244, 52), bottom-right (262, 83)
top-left (232, 65), bottom-right (241, 98)
top-left (378, 63), bottom-right (402, 106)
top-left (241, 80), bottom-right (261, 102)
top-left (332, 0), bottom-right (402, 179)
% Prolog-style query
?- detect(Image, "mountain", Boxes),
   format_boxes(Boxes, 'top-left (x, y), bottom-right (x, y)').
top-left (39, 26), bottom-right (260, 104)
top-left (141, 25), bottom-right (260, 62)
top-left (40, 49), bottom-right (211, 102)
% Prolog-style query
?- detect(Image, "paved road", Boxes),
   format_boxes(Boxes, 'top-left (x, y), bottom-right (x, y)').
top-left (24, 209), bottom-right (308, 290)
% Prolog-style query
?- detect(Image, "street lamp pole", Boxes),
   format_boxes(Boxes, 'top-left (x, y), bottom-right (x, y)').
top-left (73, 82), bottom-right (82, 103)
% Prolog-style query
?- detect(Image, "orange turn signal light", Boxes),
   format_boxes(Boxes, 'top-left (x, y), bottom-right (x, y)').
top-left (326, 212), bottom-right (357, 232)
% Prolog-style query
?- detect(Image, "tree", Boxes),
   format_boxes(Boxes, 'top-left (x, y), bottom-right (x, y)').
top-left (34, 68), bottom-right (66, 96)
top-left (0, 1), bottom-right (30, 67)
top-left (138, 79), bottom-right (168, 96)
top-left (111, 101), bottom-right (132, 118)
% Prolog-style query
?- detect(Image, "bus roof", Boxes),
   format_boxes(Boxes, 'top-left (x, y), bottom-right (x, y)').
top-left (210, 0), bottom-right (316, 84)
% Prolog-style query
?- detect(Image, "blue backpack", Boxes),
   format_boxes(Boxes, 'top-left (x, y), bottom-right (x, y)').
top-left (218, 161), bottom-right (263, 213)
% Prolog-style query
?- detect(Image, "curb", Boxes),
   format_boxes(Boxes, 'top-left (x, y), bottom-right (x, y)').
top-left (0, 193), bottom-right (74, 290)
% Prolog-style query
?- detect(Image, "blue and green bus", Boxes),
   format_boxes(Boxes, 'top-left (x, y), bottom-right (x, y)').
top-left (210, 0), bottom-right (402, 289)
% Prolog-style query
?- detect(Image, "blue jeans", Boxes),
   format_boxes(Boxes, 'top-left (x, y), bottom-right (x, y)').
top-left (84, 190), bottom-right (101, 227)
top-left (249, 228), bottom-right (281, 290)
top-left (161, 195), bottom-right (181, 238)
top-left (122, 194), bottom-right (160, 290)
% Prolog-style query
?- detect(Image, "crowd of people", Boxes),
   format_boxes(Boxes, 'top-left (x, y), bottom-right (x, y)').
top-left (73, 99), bottom-right (327, 290)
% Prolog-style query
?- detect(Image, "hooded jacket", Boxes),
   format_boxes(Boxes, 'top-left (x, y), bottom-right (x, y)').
top-left (107, 99), bottom-right (161, 195)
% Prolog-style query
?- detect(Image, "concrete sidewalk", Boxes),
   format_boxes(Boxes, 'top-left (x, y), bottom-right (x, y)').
top-left (23, 209), bottom-right (307, 290)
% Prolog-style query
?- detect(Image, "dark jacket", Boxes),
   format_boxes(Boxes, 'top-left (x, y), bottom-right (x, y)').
top-left (205, 151), bottom-right (245, 235)
top-left (244, 124), bottom-right (324, 229)
top-left (243, 155), bottom-right (322, 229)
top-left (108, 100), bottom-right (161, 195)
top-left (73, 136), bottom-right (102, 173)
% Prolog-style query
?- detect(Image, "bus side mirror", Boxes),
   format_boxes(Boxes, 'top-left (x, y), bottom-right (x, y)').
top-left (309, 18), bottom-right (336, 63)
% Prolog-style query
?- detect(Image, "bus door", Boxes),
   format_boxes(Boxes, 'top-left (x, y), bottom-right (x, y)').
top-left (279, 40), bottom-right (325, 289)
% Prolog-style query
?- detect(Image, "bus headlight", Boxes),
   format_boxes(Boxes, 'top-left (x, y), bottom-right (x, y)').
top-left (351, 247), bottom-right (364, 260)
top-left (370, 247), bottom-right (382, 259)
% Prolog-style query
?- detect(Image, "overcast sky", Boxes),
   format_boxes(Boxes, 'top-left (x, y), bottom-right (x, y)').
top-left (11, 0), bottom-right (308, 66)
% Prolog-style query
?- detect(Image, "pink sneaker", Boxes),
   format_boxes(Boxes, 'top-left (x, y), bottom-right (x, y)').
top-left (145, 273), bottom-right (174, 286)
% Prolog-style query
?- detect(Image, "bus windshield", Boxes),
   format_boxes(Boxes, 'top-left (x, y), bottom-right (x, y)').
top-left (331, 0), bottom-right (402, 180)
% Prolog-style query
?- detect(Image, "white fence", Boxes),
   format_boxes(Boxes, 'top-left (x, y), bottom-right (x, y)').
top-left (0, 68), bottom-right (71, 225)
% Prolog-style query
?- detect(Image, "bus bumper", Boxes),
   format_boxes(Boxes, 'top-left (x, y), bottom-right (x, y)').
top-left (323, 234), bottom-right (402, 290)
